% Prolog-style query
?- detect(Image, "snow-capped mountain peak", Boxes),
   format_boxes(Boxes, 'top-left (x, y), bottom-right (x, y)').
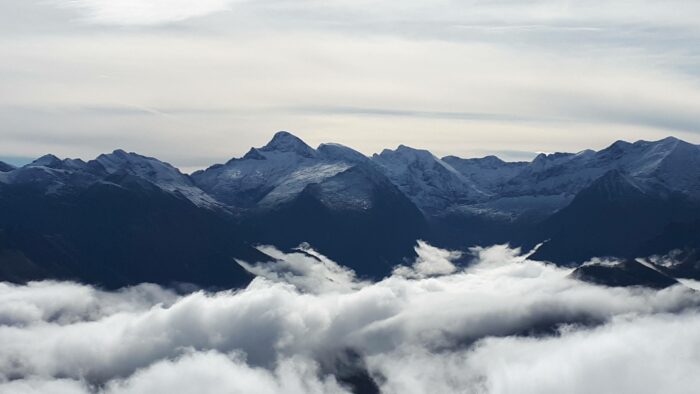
top-left (0, 154), bottom-right (97, 194)
top-left (371, 144), bottom-right (488, 213)
top-left (637, 137), bottom-right (700, 197)
top-left (24, 155), bottom-right (88, 172)
top-left (583, 169), bottom-right (647, 201)
top-left (442, 155), bottom-right (528, 193)
top-left (192, 132), bottom-right (373, 210)
top-left (499, 136), bottom-right (700, 200)
top-left (391, 144), bottom-right (440, 161)
top-left (317, 143), bottom-right (369, 164)
top-left (30, 154), bottom-right (63, 168)
top-left (530, 152), bottom-right (577, 170)
top-left (379, 145), bottom-right (457, 173)
top-left (95, 149), bottom-right (166, 174)
top-left (93, 150), bottom-right (224, 209)
top-left (4, 133), bottom-right (700, 218)
top-left (471, 155), bottom-right (505, 167)
top-left (258, 131), bottom-right (317, 158)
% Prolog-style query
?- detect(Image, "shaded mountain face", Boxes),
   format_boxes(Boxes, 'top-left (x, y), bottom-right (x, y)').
top-left (371, 145), bottom-right (488, 214)
top-left (0, 174), bottom-right (263, 289)
top-left (441, 155), bottom-right (528, 194)
top-left (94, 149), bottom-right (225, 210)
top-left (0, 155), bottom-right (102, 194)
top-left (0, 161), bottom-right (15, 172)
top-left (498, 137), bottom-right (700, 199)
top-left (530, 169), bottom-right (700, 264)
top-left (435, 137), bottom-right (700, 225)
top-left (193, 132), bottom-right (427, 276)
top-left (2, 132), bottom-right (700, 288)
top-left (239, 163), bottom-right (428, 278)
top-left (637, 228), bottom-right (700, 280)
top-left (570, 259), bottom-right (679, 289)
top-left (192, 131), bottom-right (374, 210)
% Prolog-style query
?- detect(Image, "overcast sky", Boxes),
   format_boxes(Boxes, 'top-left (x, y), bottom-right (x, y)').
top-left (2, 0), bottom-right (700, 171)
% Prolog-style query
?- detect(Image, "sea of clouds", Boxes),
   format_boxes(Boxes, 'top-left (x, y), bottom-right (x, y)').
top-left (1, 242), bottom-right (700, 394)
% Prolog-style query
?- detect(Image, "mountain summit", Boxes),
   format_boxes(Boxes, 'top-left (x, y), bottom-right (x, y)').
top-left (372, 145), bottom-right (488, 213)
top-left (2, 133), bottom-right (700, 287)
top-left (258, 131), bottom-right (317, 157)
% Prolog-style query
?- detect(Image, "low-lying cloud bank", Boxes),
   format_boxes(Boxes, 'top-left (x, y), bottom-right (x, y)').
top-left (1, 243), bottom-right (699, 394)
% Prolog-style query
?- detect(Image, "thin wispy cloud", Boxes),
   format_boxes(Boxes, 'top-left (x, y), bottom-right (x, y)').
top-left (2, 0), bottom-right (700, 167)
top-left (57, 0), bottom-right (239, 25)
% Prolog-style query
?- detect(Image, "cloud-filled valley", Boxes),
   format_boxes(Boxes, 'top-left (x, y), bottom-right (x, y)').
top-left (1, 243), bottom-right (699, 394)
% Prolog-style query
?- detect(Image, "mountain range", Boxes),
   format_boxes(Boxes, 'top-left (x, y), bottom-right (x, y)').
top-left (2, 131), bottom-right (700, 288)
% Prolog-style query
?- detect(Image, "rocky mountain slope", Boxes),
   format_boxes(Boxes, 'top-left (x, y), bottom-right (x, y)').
top-left (2, 132), bottom-right (700, 287)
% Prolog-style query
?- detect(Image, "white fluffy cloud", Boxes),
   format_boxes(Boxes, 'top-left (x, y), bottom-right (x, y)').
top-left (237, 244), bottom-right (368, 294)
top-left (393, 240), bottom-right (460, 278)
top-left (0, 244), bottom-right (699, 393)
top-left (0, 352), bottom-right (350, 394)
top-left (369, 312), bottom-right (700, 394)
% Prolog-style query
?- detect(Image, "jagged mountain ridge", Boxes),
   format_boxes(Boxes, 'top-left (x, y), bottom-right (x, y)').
top-left (191, 132), bottom-right (372, 210)
top-left (2, 132), bottom-right (700, 287)
top-left (192, 132), bottom-right (428, 275)
top-left (371, 145), bottom-right (489, 214)
top-left (4, 132), bottom-right (699, 217)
